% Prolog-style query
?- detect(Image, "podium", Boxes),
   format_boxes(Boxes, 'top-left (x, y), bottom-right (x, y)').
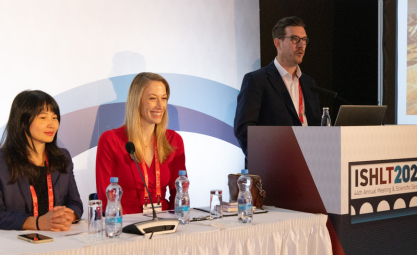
top-left (248, 126), bottom-right (417, 255)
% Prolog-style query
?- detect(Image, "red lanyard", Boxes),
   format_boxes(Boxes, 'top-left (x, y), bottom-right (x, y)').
top-left (140, 137), bottom-right (161, 204)
top-left (30, 153), bottom-right (54, 217)
top-left (298, 80), bottom-right (304, 124)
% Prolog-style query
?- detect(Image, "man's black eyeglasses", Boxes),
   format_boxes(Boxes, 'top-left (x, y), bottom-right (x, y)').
top-left (280, 36), bottom-right (309, 45)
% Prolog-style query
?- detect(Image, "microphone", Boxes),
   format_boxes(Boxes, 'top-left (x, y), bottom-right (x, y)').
top-left (310, 86), bottom-right (352, 105)
top-left (125, 142), bottom-right (135, 154)
top-left (310, 86), bottom-right (337, 99)
top-left (122, 142), bottom-right (179, 236)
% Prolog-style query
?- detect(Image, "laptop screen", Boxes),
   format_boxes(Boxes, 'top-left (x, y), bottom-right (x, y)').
top-left (334, 105), bottom-right (387, 126)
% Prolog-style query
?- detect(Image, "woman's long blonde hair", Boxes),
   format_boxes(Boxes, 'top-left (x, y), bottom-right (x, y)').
top-left (125, 72), bottom-right (174, 163)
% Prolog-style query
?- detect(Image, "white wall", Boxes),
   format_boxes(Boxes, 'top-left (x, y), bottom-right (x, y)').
top-left (0, 0), bottom-right (260, 217)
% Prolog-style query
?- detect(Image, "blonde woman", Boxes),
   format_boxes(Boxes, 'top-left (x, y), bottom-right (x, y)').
top-left (96, 72), bottom-right (186, 214)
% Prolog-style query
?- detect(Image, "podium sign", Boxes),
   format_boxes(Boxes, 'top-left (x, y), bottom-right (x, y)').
top-left (349, 158), bottom-right (417, 224)
top-left (248, 126), bottom-right (417, 255)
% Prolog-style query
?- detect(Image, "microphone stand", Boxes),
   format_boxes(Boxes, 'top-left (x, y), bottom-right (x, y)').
top-left (336, 96), bottom-right (352, 105)
top-left (130, 154), bottom-right (158, 220)
top-left (122, 143), bottom-right (179, 237)
top-left (310, 86), bottom-right (353, 105)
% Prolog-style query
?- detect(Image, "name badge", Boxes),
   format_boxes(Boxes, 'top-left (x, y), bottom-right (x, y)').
top-left (143, 203), bottom-right (162, 214)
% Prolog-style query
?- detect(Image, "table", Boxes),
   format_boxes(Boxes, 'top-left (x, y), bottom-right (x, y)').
top-left (0, 207), bottom-right (332, 255)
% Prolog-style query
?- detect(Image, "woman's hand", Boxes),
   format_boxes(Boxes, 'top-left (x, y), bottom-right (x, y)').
top-left (39, 206), bottom-right (75, 231)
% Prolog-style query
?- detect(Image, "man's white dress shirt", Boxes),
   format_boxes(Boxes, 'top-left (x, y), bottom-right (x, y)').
top-left (274, 57), bottom-right (308, 126)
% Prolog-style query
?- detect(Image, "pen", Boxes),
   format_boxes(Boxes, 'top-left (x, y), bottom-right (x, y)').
top-left (192, 208), bottom-right (211, 213)
top-left (64, 232), bottom-right (84, 236)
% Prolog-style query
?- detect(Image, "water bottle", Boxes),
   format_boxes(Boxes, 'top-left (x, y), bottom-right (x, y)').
top-left (105, 177), bottom-right (123, 238)
top-left (321, 107), bottom-right (331, 126)
top-left (175, 170), bottom-right (190, 224)
top-left (237, 169), bottom-right (253, 223)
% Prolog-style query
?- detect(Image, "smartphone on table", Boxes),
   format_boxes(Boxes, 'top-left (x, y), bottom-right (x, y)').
top-left (18, 233), bottom-right (53, 244)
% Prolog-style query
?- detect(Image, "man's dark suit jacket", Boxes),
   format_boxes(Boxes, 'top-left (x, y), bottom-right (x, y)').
top-left (0, 148), bottom-right (83, 230)
top-left (234, 61), bottom-right (321, 158)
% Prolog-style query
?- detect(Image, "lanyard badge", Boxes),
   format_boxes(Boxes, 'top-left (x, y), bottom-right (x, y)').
top-left (30, 152), bottom-right (54, 217)
top-left (298, 80), bottom-right (304, 124)
top-left (141, 137), bottom-right (162, 213)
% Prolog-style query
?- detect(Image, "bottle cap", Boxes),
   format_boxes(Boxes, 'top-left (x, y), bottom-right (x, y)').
top-left (241, 169), bottom-right (249, 174)
top-left (110, 177), bottom-right (118, 183)
top-left (210, 189), bottom-right (222, 195)
top-left (179, 170), bottom-right (186, 176)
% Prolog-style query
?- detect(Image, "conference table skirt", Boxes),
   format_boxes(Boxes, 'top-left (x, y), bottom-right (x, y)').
top-left (0, 207), bottom-right (332, 255)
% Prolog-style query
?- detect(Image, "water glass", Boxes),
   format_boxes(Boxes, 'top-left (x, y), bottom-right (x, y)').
top-left (210, 189), bottom-right (223, 219)
top-left (88, 200), bottom-right (103, 240)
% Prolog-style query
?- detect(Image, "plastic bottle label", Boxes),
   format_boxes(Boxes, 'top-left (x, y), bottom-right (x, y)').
top-left (175, 206), bottom-right (190, 212)
top-left (105, 216), bottom-right (122, 224)
top-left (238, 203), bottom-right (253, 211)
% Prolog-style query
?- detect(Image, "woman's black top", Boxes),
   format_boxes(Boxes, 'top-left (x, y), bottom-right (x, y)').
top-left (32, 165), bottom-right (49, 216)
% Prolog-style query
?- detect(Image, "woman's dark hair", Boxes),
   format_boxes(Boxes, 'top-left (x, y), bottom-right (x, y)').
top-left (0, 90), bottom-right (68, 184)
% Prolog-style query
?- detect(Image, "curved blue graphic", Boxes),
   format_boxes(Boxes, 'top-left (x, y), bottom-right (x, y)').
top-left (57, 103), bottom-right (239, 158)
top-left (0, 73), bottom-right (241, 158)
top-left (54, 73), bottom-right (239, 127)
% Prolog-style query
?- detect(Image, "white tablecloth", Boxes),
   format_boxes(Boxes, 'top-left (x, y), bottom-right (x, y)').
top-left (0, 207), bottom-right (332, 255)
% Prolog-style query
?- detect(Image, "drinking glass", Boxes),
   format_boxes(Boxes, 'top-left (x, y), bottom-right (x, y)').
top-left (88, 200), bottom-right (103, 240)
top-left (210, 189), bottom-right (223, 220)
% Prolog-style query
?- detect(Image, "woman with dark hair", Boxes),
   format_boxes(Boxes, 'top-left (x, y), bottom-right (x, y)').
top-left (96, 72), bottom-right (186, 214)
top-left (0, 90), bottom-right (83, 231)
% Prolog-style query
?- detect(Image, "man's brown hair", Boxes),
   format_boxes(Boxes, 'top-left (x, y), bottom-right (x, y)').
top-left (272, 16), bottom-right (306, 40)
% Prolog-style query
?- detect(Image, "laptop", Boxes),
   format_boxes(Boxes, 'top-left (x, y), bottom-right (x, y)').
top-left (334, 105), bottom-right (387, 126)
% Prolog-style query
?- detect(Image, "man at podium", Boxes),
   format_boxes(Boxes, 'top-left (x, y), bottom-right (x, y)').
top-left (234, 16), bottom-right (321, 161)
